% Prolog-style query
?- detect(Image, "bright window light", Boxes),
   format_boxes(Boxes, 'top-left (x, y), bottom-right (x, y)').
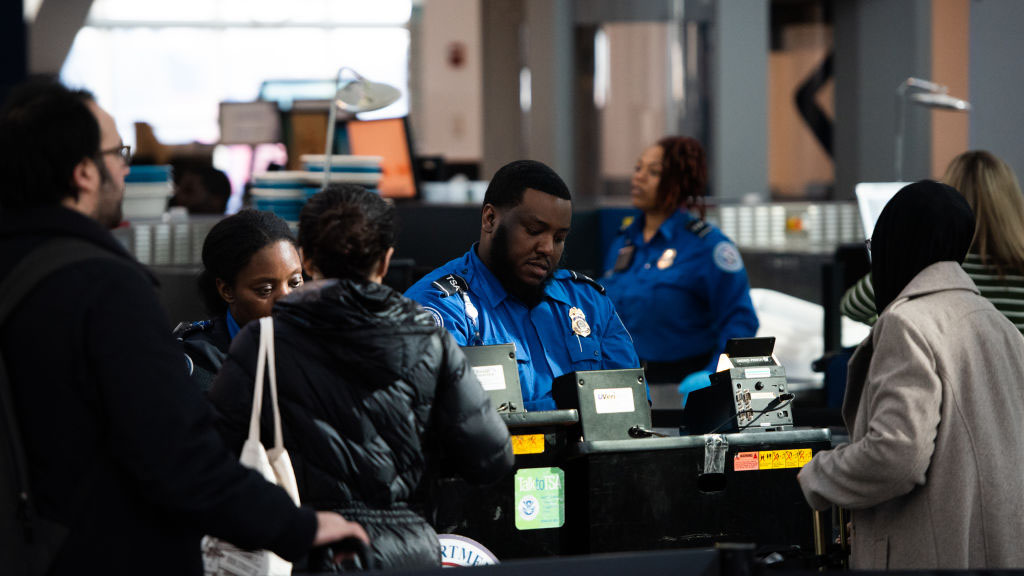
top-left (62, 0), bottom-right (411, 148)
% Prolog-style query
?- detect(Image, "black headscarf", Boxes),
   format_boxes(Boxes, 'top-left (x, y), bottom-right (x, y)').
top-left (871, 180), bottom-right (975, 313)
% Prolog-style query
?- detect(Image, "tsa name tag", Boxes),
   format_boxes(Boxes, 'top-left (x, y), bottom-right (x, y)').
top-left (612, 245), bottom-right (635, 272)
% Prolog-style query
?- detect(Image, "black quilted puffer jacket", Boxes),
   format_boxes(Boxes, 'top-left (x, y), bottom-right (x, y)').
top-left (209, 278), bottom-right (513, 570)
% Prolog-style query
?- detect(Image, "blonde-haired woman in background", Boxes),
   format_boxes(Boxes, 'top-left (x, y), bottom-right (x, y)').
top-left (841, 150), bottom-right (1024, 333)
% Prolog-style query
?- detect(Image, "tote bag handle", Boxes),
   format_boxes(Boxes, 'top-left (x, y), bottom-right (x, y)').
top-left (249, 316), bottom-right (285, 451)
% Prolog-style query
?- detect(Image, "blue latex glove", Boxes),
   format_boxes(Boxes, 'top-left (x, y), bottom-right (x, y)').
top-left (678, 370), bottom-right (713, 408)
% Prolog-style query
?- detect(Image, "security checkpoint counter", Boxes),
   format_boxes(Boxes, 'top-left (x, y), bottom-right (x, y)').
top-left (434, 410), bottom-right (581, 560)
top-left (560, 428), bottom-right (831, 555)
top-left (434, 419), bottom-right (832, 562)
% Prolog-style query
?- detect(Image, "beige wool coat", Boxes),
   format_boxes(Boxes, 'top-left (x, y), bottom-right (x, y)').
top-left (799, 261), bottom-right (1024, 569)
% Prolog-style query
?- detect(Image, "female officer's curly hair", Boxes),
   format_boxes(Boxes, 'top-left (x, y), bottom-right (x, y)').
top-left (656, 136), bottom-right (708, 218)
top-left (298, 185), bottom-right (396, 281)
top-left (197, 209), bottom-right (297, 315)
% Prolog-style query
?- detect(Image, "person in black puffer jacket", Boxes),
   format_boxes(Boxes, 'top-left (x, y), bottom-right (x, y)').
top-left (209, 185), bottom-right (514, 570)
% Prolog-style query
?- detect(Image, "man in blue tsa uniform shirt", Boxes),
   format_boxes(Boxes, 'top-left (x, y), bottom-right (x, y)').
top-left (600, 137), bottom-right (758, 406)
top-left (404, 160), bottom-right (641, 411)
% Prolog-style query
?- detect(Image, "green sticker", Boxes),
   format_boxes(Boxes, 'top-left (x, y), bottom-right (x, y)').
top-left (514, 467), bottom-right (565, 530)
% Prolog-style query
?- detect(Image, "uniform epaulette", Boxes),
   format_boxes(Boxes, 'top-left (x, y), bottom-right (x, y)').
top-left (172, 319), bottom-right (213, 340)
top-left (565, 270), bottom-right (606, 295)
top-left (686, 218), bottom-right (712, 239)
top-left (431, 273), bottom-right (470, 298)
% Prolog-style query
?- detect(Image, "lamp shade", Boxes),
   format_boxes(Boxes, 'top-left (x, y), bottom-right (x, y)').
top-left (909, 92), bottom-right (971, 111)
top-left (335, 79), bottom-right (401, 113)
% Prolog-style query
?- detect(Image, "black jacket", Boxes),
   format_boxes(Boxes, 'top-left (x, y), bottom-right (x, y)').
top-left (0, 207), bottom-right (316, 576)
top-left (175, 316), bottom-right (231, 392)
top-left (209, 278), bottom-right (514, 570)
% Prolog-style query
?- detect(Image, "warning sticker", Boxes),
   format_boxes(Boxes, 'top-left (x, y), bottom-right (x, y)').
top-left (511, 434), bottom-right (545, 455)
top-left (734, 448), bottom-right (813, 471)
top-left (734, 452), bottom-right (759, 471)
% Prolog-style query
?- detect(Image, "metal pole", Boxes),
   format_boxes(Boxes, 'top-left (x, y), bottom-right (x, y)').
top-left (322, 101), bottom-right (337, 191)
top-left (838, 506), bottom-right (850, 569)
top-left (894, 81), bottom-right (907, 181)
top-left (812, 508), bottom-right (827, 568)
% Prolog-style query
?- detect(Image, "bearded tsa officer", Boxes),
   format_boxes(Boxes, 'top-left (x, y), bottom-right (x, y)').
top-left (600, 137), bottom-right (758, 404)
top-left (405, 160), bottom-right (641, 412)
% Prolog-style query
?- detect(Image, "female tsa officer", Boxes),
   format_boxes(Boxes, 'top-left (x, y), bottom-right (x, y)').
top-left (600, 136), bottom-right (758, 405)
top-left (174, 209), bottom-right (304, 391)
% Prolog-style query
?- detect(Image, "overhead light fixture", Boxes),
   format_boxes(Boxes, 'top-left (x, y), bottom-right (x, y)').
top-left (894, 77), bottom-right (971, 180)
top-left (322, 67), bottom-right (401, 188)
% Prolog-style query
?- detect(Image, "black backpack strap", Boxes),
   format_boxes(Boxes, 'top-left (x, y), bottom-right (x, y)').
top-left (0, 238), bottom-right (118, 324)
top-left (0, 238), bottom-right (120, 574)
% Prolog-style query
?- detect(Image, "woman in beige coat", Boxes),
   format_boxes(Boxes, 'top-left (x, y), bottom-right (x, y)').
top-left (798, 180), bottom-right (1024, 569)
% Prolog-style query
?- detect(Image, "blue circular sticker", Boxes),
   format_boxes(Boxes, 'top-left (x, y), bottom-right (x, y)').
top-left (423, 306), bottom-right (444, 327)
top-left (712, 242), bottom-right (744, 273)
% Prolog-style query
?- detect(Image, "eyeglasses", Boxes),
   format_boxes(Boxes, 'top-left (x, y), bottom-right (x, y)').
top-left (100, 144), bottom-right (132, 165)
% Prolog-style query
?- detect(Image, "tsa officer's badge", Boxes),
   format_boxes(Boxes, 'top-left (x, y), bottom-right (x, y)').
top-left (569, 306), bottom-right (591, 337)
top-left (656, 248), bottom-right (677, 270)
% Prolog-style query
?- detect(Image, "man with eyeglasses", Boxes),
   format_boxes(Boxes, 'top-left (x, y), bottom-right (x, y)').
top-left (86, 97), bottom-right (131, 228)
top-left (0, 80), bottom-right (369, 575)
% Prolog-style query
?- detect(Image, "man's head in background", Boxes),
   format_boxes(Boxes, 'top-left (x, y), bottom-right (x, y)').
top-left (170, 162), bottom-right (231, 215)
top-left (0, 78), bottom-right (129, 228)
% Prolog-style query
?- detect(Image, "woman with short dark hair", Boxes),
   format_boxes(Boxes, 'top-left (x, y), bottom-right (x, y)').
top-left (210, 185), bottom-right (513, 570)
top-left (176, 209), bottom-right (303, 391)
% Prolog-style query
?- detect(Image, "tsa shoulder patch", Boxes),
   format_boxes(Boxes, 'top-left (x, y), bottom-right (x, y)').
top-left (712, 241), bottom-right (744, 273)
top-left (423, 306), bottom-right (445, 327)
top-left (565, 270), bottom-right (606, 295)
top-left (431, 273), bottom-right (469, 297)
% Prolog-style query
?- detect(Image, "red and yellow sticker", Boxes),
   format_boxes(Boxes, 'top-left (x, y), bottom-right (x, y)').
top-left (733, 448), bottom-right (812, 471)
top-left (511, 434), bottom-right (545, 455)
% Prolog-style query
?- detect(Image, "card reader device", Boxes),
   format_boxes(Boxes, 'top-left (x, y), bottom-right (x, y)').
top-left (552, 368), bottom-right (651, 441)
top-left (682, 337), bottom-right (794, 434)
top-left (460, 344), bottom-right (525, 413)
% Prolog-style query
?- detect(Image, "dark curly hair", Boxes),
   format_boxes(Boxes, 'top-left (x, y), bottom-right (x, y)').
top-left (655, 136), bottom-right (708, 217)
top-left (197, 209), bottom-right (297, 315)
top-left (298, 185), bottom-right (396, 281)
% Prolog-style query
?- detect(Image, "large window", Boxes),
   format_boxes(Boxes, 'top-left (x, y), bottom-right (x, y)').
top-left (61, 0), bottom-right (412, 148)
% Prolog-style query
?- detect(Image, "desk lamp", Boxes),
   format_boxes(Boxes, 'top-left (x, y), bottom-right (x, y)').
top-left (322, 67), bottom-right (401, 189)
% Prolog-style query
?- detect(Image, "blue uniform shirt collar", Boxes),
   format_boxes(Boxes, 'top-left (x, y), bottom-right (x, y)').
top-left (225, 308), bottom-right (241, 340)
top-left (468, 244), bottom-right (570, 307)
top-left (624, 210), bottom-right (689, 245)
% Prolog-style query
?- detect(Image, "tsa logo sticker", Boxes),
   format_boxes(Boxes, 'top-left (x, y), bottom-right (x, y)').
top-left (518, 495), bottom-right (539, 521)
top-left (423, 306), bottom-right (444, 327)
top-left (713, 242), bottom-right (744, 273)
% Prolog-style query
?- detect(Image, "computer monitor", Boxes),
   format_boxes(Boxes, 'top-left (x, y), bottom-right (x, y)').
top-left (345, 117), bottom-right (418, 199)
top-left (854, 181), bottom-right (910, 241)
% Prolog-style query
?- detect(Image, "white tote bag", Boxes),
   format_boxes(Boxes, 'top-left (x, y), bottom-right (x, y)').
top-left (203, 316), bottom-right (301, 576)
